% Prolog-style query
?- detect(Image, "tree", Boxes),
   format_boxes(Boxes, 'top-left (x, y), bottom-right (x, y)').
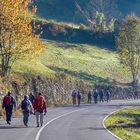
top-left (116, 14), bottom-right (140, 90)
top-left (0, 0), bottom-right (45, 77)
top-left (75, 0), bottom-right (121, 31)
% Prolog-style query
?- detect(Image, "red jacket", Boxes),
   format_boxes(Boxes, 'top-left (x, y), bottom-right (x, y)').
top-left (33, 95), bottom-right (47, 111)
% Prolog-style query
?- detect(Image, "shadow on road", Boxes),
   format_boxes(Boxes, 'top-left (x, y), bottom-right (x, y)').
top-left (0, 125), bottom-right (34, 129)
top-left (78, 127), bottom-right (105, 131)
top-left (80, 113), bottom-right (109, 116)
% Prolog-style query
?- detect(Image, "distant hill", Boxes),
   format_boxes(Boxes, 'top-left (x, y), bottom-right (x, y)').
top-left (35, 0), bottom-right (140, 24)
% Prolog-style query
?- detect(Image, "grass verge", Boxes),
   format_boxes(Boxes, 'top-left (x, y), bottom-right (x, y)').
top-left (105, 106), bottom-right (140, 140)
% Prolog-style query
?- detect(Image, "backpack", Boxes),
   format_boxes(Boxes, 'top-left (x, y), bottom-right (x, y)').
top-left (77, 93), bottom-right (81, 99)
top-left (21, 100), bottom-right (29, 111)
top-left (36, 96), bottom-right (44, 108)
top-left (94, 92), bottom-right (98, 98)
top-left (5, 96), bottom-right (12, 105)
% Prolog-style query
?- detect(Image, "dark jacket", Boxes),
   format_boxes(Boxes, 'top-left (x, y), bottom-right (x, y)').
top-left (2, 95), bottom-right (16, 109)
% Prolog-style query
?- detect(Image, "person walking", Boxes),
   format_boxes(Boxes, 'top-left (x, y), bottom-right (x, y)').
top-left (33, 93), bottom-right (47, 127)
top-left (106, 89), bottom-right (110, 103)
top-left (77, 91), bottom-right (82, 106)
top-left (29, 92), bottom-right (35, 105)
top-left (71, 90), bottom-right (77, 105)
top-left (99, 89), bottom-right (104, 102)
top-left (93, 89), bottom-right (98, 104)
top-left (88, 91), bottom-right (92, 104)
top-left (2, 92), bottom-right (16, 125)
top-left (21, 95), bottom-right (33, 127)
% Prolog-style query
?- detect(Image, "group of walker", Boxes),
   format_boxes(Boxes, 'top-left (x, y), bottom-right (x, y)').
top-left (1, 88), bottom-right (111, 127)
top-left (71, 88), bottom-right (111, 106)
top-left (2, 92), bottom-right (47, 127)
top-left (88, 88), bottom-right (111, 104)
top-left (71, 90), bottom-right (82, 106)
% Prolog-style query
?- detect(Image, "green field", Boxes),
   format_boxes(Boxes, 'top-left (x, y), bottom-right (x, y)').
top-left (105, 107), bottom-right (140, 140)
top-left (12, 40), bottom-right (131, 85)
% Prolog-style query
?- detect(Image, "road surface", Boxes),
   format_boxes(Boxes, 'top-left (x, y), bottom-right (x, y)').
top-left (0, 100), bottom-right (140, 140)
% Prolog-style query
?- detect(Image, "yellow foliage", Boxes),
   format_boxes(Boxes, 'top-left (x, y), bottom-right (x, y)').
top-left (0, 0), bottom-right (45, 76)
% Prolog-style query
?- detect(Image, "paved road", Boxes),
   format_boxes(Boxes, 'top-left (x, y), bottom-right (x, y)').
top-left (0, 100), bottom-right (140, 140)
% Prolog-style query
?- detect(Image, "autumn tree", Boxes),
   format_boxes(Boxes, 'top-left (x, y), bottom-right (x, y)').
top-left (0, 0), bottom-right (44, 77)
top-left (116, 14), bottom-right (140, 90)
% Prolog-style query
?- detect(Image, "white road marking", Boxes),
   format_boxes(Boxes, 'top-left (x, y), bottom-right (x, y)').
top-left (35, 108), bottom-right (88, 140)
top-left (102, 107), bottom-right (130, 140)
top-left (36, 101), bottom-right (140, 140)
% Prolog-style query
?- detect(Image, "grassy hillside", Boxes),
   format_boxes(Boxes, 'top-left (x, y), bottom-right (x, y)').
top-left (36, 0), bottom-right (140, 24)
top-left (12, 40), bottom-right (131, 85)
top-left (0, 40), bottom-right (132, 115)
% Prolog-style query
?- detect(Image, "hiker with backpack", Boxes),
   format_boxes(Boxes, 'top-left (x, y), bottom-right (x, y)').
top-left (2, 92), bottom-right (16, 125)
top-left (33, 92), bottom-right (47, 127)
top-left (77, 91), bottom-right (82, 106)
top-left (99, 89), bottom-right (104, 102)
top-left (21, 95), bottom-right (33, 127)
top-left (71, 90), bottom-right (77, 105)
top-left (105, 89), bottom-right (110, 103)
top-left (93, 89), bottom-right (98, 104)
top-left (88, 90), bottom-right (92, 104)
